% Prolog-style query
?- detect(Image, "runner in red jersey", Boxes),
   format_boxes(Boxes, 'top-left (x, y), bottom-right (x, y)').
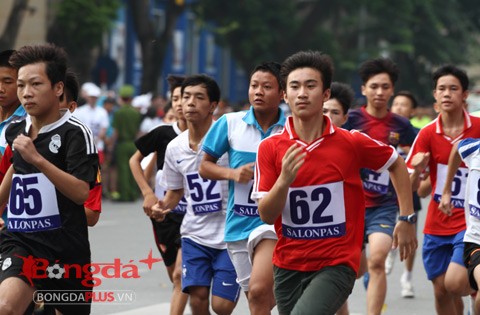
top-left (406, 64), bottom-right (480, 315)
top-left (252, 50), bottom-right (417, 315)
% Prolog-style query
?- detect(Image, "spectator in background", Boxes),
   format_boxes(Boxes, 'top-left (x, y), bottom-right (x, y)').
top-left (102, 97), bottom-right (119, 200)
top-left (388, 91), bottom-right (423, 299)
top-left (162, 101), bottom-right (177, 124)
top-left (213, 98), bottom-right (233, 120)
top-left (111, 84), bottom-right (141, 201)
top-left (132, 92), bottom-right (152, 115)
top-left (139, 105), bottom-right (163, 136)
top-left (410, 105), bottom-right (434, 129)
top-left (73, 82), bottom-right (109, 165)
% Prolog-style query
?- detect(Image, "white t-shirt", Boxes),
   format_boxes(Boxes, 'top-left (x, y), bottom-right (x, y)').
top-left (73, 104), bottom-right (109, 150)
top-left (458, 138), bottom-right (480, 244)
top-left (162, 129), bottom-right (229, 249)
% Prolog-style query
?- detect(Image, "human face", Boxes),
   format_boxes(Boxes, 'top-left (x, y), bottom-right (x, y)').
top-left (172, 86), bottom-right (184, 120)
top-left (181, 84), bottom-right (216, 124)
top-left (17, 63), bottom-right (63, 118)
top-left (391, 95), bottom-right (414, 119)
top-left (323, 98), bottom-right (347, 127)
top-left (284, 67), bottom-right (330, 119)
top-left (361, 73), bottom-right (394, 110)
top-left (433, 75), bottom-right (468, 114)
top-left (249, 71), bottom-right (282, 114)
top-left (0, 66), bottom-right (19, 110)
top-left (163, 108), bottom-right (176, 123)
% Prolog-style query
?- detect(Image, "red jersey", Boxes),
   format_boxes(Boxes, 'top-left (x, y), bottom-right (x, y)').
top-left (253, 116), bottom-right (397, 273)
top-left (406, 110), bottom-right (480, 235)
top-left (84, 167), bottom-right (102, 212)
top-left (0, 145), bottom-right (101, 212)
top-left (0, 145), bottom-right (13, 183)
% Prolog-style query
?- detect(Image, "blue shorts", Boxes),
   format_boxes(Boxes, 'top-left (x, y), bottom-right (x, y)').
top-left (364, 205), bottom-right (397, 239)
top-left (181, 238), bottom-right (240, 302)
top-left (422, 231), bottom-right (465, 280)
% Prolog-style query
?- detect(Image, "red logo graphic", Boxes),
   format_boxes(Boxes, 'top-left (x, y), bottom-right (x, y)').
top-left (17, 249), bottom-right (163, 287)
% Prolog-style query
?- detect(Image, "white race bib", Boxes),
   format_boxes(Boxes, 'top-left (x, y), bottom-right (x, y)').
top-left (7, 173), bottom-right (61, 232)
top-left (233, 180), bottom-right (258, 217)
top-left (468, 171), bottom-right (480, 219)
top-left (434, 164), bottom-right (468, 208)
top-left (282, 181), bottom-right (346, 239)
top-left (185, 172), bottom-right (222, 215)
top-left (363, 169), bottom-right (390, 194)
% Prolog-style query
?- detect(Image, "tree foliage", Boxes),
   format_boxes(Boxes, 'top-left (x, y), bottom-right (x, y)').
top-left (46, 0), bottom-right (120, 84)
top-left (193, 0), bottom-right (480, 103)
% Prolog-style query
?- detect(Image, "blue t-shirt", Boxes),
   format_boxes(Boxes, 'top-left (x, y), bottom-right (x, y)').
top-left (0, 105), bottom-right (27, 154)
top-left (202, 106), bottom-right (286, 242)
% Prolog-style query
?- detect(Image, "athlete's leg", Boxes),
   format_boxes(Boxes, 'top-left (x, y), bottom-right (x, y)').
top-left (423, 234), bottom-right (461, 315)
top-left (170, 249), bottom-right (188, 315)
top-left (474, 265), bottom-right (480, 313)
top-left (249, 238), bottom-right (276, 314)
top-left (337, 249), bottom-right (367, 315)
top-left (211, 249), bottom-right (240, 315)
top-left (336, 301), bottom-right (349, 315)
top-left (366, 232), bottom-right (392, 315)
top-left (445, 231), bottom-right (471, 296)
top-left (432, 273), bottom-right (460, 315)
top-left (181, 239), bottom-right (214, 315)
top-left (0, 277), bottom-right (35, 315)
top-left (189, 286), bottom-right (210, 315)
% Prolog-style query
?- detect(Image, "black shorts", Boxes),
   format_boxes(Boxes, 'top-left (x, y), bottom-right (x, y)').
top-left (0, 245), bottom-right (92, 315)
top-left (464, 242), bottom-right (480, 291)
top-left (150, 213), bottom-right (184, 266)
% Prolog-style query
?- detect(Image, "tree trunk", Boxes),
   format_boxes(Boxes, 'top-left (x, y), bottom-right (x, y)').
top-left (0, 0), bottom-right (30, 51)
top-left (129, 0), bottom-right (184, 95)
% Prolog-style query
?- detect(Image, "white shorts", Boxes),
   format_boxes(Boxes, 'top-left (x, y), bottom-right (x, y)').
top-left (226, 224), bottom-right (277, 291)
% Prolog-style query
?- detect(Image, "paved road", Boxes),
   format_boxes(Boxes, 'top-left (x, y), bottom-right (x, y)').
top-left (88, 198), bottom-right (471, 314)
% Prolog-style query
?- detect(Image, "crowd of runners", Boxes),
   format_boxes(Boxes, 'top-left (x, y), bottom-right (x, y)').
top-left (0, 43), bottom-right (478, 315)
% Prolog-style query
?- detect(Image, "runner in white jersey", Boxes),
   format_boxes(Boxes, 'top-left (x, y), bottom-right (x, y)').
top-left (200, 62), bottom-right (285, 314)
top-left (152, 74), bottom-right (240, 314)
top-left (130, 75), bottom-right (188, 315)
top-left (440, 138), bottom-right (480, 313)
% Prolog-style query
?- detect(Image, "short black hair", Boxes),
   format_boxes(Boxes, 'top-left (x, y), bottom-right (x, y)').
top-left (359, 58), bottom-right (399, 85)
top-left (163, 100), bottom-right (172, 113)
top-left (432, 64), bottom-right (469, 91)
top-left (0, 50), bottom-right (15, 68)
top-left (9, 43), bottom-right (67, 85)
top-left (250, 61), bottom-right (282, 91)
top-left (393, 90), bottom-right (418, 109)
top-left (181, 74), bottom-right (220, 103)
top-left (280, 50), bottom-right (334, 90)
top-left (329, 82), bottom-right (355, 115)
top-left (61, 70), bottom-right (79, 103)
top-left (167, 75), bottom-right (186, 95)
